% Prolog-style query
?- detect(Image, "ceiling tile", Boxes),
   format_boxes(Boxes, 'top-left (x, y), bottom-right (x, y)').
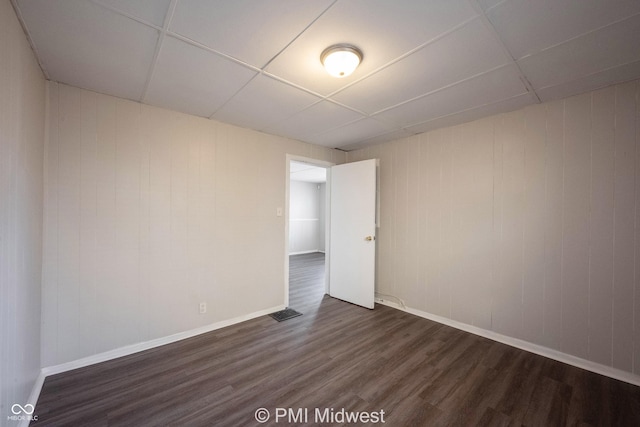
top-left (306, 118), bottom-right (395, 148)
top-left (536, 58), bottom-right (640, 102)
top-left (17, 0), bottom-right (159, 101)
top-left (145, 36), bottom-right (257, 118)
top-left (373, 65), bottom-right (528, 127)
top-left (331, 18), bottom-right (510, 114)
top-left (477, 0), bottom-right (505, 11)
top-left (405, 92), bottom-right (537, 135)
top-left (213, 74), bottom-right (321, 131)
top-left (266, 101), bottom-right (364, 141)
top-left (14, 1), bottom-right (640, 150)
top-left (485, 0), bottom-right (640, 59)
top-left (95, 0), bottom-right (171, 27)
top-left (169, 0), bottom-right (334, 67)
top-left (342, 129), bottom-right (414, 151)
top-left (518, 14), bottom-right (640, 90)
top-left (266, 0), bottom-right (477, 96)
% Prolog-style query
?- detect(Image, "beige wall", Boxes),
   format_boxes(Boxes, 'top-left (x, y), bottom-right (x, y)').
top-left (348, 80), bottom-right (640, 378)
top-left (42, 82), bottom-right (345, 366)
top-left (0, 0), bottom-right (46, 415)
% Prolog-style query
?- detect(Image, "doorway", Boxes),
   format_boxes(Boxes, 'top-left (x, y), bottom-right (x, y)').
top-left (284, 157), bottom-right (332, 313)
top-left (284, 156), bottom-right (378, 313)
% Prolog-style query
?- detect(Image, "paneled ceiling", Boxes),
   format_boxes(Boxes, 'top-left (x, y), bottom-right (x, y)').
top-left (13, 0), bottom-right (640, 151)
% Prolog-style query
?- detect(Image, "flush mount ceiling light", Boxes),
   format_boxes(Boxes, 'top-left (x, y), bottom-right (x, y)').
top-left (321, 44), bottom-right (362, 78)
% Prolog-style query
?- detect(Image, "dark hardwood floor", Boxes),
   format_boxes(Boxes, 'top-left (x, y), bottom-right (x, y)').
top-left (288, 252), bottom-right (326, 314)
top-left (32, 252), bottom-right (640, 426)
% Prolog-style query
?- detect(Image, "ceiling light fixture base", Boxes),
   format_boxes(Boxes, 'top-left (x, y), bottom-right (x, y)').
top-left (321, 44), bottom-right (363, 78)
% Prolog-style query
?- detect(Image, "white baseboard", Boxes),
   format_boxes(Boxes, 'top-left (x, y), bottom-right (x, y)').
top-left (375, 298), bottom-right (640, 387)
top-left (289, 250), bottom-right (322, 255)
top-left (25, 305), bottom-right (283, 425)
top-left (41, 304), bottom-right (284, 377)
top-left (30, 298), bottom-right (639, 422)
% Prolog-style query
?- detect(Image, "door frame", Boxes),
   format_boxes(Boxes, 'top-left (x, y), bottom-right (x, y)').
top-left (284, 154), bottom-right (335, 308)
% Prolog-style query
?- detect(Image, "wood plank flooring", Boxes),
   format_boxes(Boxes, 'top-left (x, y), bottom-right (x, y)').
top-left (32, 252), bottom-right (640, 426)
top-left (288, 252), bottom-right (326, 315)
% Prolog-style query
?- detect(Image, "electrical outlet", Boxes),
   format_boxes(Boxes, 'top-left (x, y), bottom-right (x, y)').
top-left (199, 302), bottom-right (207, 314)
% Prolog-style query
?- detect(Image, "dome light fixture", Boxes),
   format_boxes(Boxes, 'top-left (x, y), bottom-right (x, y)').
top-left (320, 44), bottom-right (362, 78)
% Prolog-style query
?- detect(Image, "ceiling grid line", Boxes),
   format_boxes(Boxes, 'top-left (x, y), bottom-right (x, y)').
top-left (208, 73), bottom-right (261, 120)
top-left (405, 92), bottom-right (534, 131)
top-left (537, 57), bottom-right (640, 94)
top-left (258, 11), bottom-right (508, 146)
top-left (140, 0), bottom-right (179, 103)
top-left (468, 0), bottom-right (541, 103)
top-left (323, 15), bottom-right (483, 100)
top-left (9, 0), bottom-right (49, 79)
top-left (516, 10), bottom-right (640, 62)
top-left (259, 0), bottom-right (339, 71)
top-left (208, 0), bottom-right (340, 120)
top-left (370, 63), bottom-right (517, 117)
top-left (90, 0), bottom-right (164, 32)
top-left (166, 31), bottom-right (263, 74)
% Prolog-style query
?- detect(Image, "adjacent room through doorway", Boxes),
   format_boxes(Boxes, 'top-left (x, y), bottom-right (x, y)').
top-left (288, 161), bottom-right (328, 315)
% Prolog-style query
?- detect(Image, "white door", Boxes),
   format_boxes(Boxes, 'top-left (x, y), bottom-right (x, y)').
top-left (329, 159), bottom-right (377, 309)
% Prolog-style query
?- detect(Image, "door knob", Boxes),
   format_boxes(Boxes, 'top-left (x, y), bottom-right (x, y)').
top-left (365, 236), bottom-right (375, 241)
